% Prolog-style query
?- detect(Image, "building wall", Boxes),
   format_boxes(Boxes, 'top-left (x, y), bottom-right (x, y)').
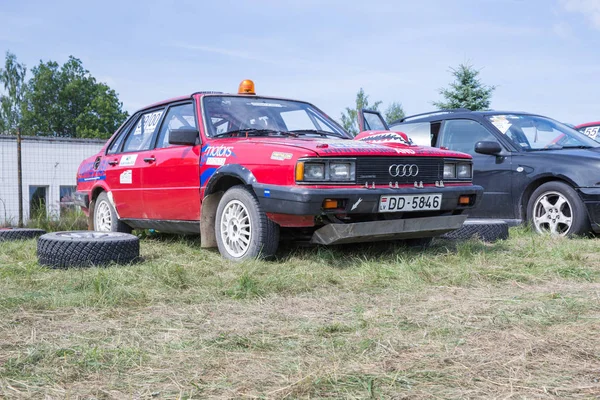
top-left (0, 136), bottom-right (104, 225)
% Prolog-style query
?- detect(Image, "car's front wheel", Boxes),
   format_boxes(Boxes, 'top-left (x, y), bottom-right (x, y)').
top-left (527, 181), bottom-right (590, 236)
top-left (93, 192), bottom-right (132, 233)
top-left (215, 185), bottom-right (279, 261)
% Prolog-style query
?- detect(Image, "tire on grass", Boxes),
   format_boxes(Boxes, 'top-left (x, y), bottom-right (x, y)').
top-left (0, 228), bottom-right (46, 242)
top-left (441, 219), bottom-right (509, 242)
top-left (215, 185), bottom-right (279, 261)
top-left (37, 231), bottom-right (139, 268)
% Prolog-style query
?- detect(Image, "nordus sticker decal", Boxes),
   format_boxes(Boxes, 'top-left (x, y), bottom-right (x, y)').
top-left (119, 170), bottom-right (132, 184)
top-left (271, 151), bottom-right (293, 161)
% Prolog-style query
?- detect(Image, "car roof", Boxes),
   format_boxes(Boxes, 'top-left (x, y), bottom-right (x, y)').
top-left (389, 109), bottom-right (544, 126)
top-left (575, 121), bottom-right (600, 129)
top-left (135, 92), bottom-right (314, 113)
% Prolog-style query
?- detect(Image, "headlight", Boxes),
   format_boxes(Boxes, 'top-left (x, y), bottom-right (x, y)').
top-left (304, 163), bottom-right (326, 181)
top-left (296, 159), bottom-right (356, 182)
top-left (457, 163), bottom-right (472, 179)
top-left (329, 162), bottom-right (355, 181)
top-left (443, 163), bottom-right (456, 179)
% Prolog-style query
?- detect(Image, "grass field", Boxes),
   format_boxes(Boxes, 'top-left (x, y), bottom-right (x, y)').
top-left (1, 228), bottom-right (599, 399)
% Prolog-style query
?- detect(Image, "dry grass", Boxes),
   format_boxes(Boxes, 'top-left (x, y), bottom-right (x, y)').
top-left (1, 227), bottom-right (600, 399)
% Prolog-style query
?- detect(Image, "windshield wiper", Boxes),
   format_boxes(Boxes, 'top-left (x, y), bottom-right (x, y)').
top-left (213, 129), bottom-right (297, 138)
top-left (289, 129), bottom-right (344, 138)
top-left (560, 145), bottom-right (595, 149)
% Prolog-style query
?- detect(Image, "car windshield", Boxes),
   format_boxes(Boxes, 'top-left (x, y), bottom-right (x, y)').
top-left (202, 96), bottom-right (350, 138)
top-left (486, 114), bottom-right (600, 151)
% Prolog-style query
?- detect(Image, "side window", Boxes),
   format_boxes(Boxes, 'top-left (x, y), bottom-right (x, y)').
top-left (107, 117), bottom-right (135, 154)
top-left (156, 103), bottom-right (197, 148)
top-left (439, 119), bottom-right (496, 155)
top-left (390, 122), bottom-right (432, 146)
top-left (122, 109), bottom-right (164, 153)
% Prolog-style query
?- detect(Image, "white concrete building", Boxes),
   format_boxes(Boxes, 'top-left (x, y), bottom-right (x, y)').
top-left (0, 135), bottom-right (104, 225)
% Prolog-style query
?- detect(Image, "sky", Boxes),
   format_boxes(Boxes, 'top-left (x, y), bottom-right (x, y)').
top-left (1, 0), bottom-right (599, 125)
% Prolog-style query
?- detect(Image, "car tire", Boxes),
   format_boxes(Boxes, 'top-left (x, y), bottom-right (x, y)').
top-left (37, 231), bottom-right (139, 268)
top-left (93, 192), bottom-right (132, 233)
top-left (527, 181), bottom-right (590, 236)
top-left (441, 219), bottom-right (509, 242)
top-left (215, 185), bottom-right (279, 261)
top-left (0, 228), bottom-right (46, 242)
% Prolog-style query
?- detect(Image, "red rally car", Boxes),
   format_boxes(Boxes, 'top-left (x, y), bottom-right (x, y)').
top-left (74, 80), bottom-right (483, 260)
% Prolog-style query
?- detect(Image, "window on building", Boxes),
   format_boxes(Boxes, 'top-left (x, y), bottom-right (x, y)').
top-left (29, 186), bottom-right (47, 220)
top-left (59, 185), bottom-right (77, 215)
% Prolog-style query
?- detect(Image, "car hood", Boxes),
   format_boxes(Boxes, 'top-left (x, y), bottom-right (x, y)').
top-left (226, 135), bottom-right (471, 159)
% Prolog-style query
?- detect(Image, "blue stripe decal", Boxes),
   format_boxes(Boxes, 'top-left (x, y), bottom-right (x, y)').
top-left (77, 175), bottom-right (106, 183)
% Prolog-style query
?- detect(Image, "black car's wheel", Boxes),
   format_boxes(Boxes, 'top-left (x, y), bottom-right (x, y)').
top-left (215, 185), bottom-right (279, 261)
top-left (93, 192), bottom-right (132, 233)
top-left (0, 228), bottom-right (46, 242)
top-left (441, 219), bottom-right (509, 242)
top-left (527, 181), bottom-right (590, 236)
top-left (37, 231), bottom-right (139, 268)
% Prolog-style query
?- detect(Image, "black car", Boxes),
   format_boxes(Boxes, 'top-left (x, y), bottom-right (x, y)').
top-left (358, 108), bottom-right (600, 236)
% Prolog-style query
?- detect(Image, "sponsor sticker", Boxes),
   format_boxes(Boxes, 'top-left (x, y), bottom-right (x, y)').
top-left (120, 170), bottom-right (132, 184)
top-left (264, 189), bottom-right (271, 197)
top-left (249, 102), bottom-right (283, 107)
top-left (119, 154), bottom-right (137, 166)
top-left (204, 145), bottom-right (233, 157)
top-left (206, 157), bottom-right (226, 166)
top-left (270, 151), bottom-right (293, 161)
top-left (490, 116), bottom-right (512, 134)
top-left (134, 110), bottom-right (163, 135)
top-left (584, 126), bottom-right (599, 139)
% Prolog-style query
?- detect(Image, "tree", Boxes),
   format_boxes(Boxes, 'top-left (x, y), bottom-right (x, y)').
top-left (0, 52), bottom-right (27, 134)
top-left (21, 56), bottom-right (128, 138)
top-left (340, 89), bottom-right (404, 135)
top-left (433, 63), bottom-right (495, 111)
top-left (384, 102), bottom-right (405, 125)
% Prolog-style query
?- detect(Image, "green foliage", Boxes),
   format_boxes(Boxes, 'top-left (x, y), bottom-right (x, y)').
top-left (433, 63), bottom-right (496, 111)
top-left (20, 56), bottom-right (128, 138)
top-left (0, 51), bottom-right (27, 134)
top-left (340, 88), bottom-right (405, 135)
top-left (384, 101), bottom-right (405, 124)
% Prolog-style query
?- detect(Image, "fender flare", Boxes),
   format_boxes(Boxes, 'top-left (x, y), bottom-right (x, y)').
top-left (204, 164), bottom-right (258, 196)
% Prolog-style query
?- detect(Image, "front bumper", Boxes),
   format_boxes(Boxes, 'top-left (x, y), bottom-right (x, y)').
top-left (578, 187), bottom-right (600, 232)
top-left (253, 184), bottom-right (484, 215)
top-left (311, 215), bottom-right (467, 245)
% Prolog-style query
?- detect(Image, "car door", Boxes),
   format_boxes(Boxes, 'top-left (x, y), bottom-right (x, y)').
top-left (141, 102), bottom-right (201, 221)
top-left (436, 118), bottom-right (515, 219)
top-left (358, 109), bottom-right (389, 132)
top-left (103, 109), bottom-right (165, 219)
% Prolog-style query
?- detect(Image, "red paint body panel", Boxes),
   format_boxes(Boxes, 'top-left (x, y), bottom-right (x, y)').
top-left (141, 145), bottom-right (202, 220)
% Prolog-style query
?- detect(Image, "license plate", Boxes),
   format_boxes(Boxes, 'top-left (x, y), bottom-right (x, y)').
top-left (379, 194), bottom-right (442, 212)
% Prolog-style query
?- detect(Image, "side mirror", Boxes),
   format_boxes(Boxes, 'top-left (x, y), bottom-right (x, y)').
top-left (169, 128), bottom-right (199, 146)
top-left (475, 140), bottom-right (502, 155)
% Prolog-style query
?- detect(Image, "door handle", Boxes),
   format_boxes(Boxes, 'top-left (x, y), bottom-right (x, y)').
top-left (107, 160), bottom-right (118, 166)
top-left (143, 157), bottom-right (156, 163)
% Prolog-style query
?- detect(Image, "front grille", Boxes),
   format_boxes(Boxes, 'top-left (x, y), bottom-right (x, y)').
top-left (355, 157), bottom-right (443, 185)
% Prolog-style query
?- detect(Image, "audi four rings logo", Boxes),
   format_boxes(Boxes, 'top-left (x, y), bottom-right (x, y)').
top-left (388, 164), bottom-right (419, 177)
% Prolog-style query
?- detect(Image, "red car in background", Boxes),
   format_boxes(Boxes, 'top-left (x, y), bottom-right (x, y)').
top-left (575, 121), bottom-right (600, 141)
top-left (74, 80), bottom-right (483, 260)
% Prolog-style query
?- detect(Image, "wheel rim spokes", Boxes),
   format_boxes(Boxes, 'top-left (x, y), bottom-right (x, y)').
top-left (220, 200), bottom-right (252, 257)
top-left (95, 201), bottom-right (112, 231)
top-left (533, 191), bottom-right (572, 235)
